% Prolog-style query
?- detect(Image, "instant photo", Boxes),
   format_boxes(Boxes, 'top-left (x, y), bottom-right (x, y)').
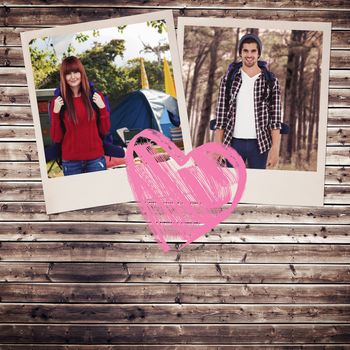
top-left (21, 10), bottom-right (191, 214)
top-left (177, 18), bottom-right (331, 206)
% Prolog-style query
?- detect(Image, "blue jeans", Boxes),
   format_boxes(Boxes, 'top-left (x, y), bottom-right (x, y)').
top-left (62, 156), bottom-right (106, 176)
top-left (230, 138), bottom-right (268, 169)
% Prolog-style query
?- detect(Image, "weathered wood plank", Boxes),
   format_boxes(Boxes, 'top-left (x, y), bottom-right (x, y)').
top-left (329, 70), bottom-right (350, 88)
top-left (5, 8), bottom-right (350, 29)
top-left (0, 8), bottom-right (5, 27)
top-left (327, 108), bottom-right (350, 126)
top-left (0, 182), bottom-right (44, 201)
top-left (0, 126), bottom-right (35, 140)
top-left (0, 283), bottom-right (349, 304)
top-left (0, 324), bottom-right (349, 344)
top-left (0, 106), bottom-right (33, 125)
top-left (3, 0), bottom-right (350, 9)
top-left (0, 346), bottom-right (348, 350)
top-left (1, 202), bottom-right (349, 224)
top-left (1, 143), bottom-right (349, 165)
top-left (0, 47), bottom-right (23, 67)
top-left (1, 346), bottom-right (348, 350)
top-left (330, 50), bottom-right (350, 69)
top-left (327, 127), bottom-right (350, 145)
top-left (324, 185), bottom-right (350, 204)
top-left (325, 166), bottom-right (350, 184)
top-left (0, 142), bottom-right (38, 161)
top-left (1, 303), bottom-right (349, 323)
top-left (329, 88), bottom-right (350, 108)
top-left (0, 27), bottom-right (37, 46)
top-left (0, 86), bottom-right (30, 104)
top-left (0, 346), bottom-right (347, 350)
top-left (326, 146), bottom-right (350, 165)
top-left (1, 263), bottom-right (349, 283)
top-left (332, 30), bottom-right (350, 49)
top-left (1, 242), bottom-right (349, 263)
top-left (0, 68), bottom-right (27, 86)
top-left (0, 162), bottom-right (40, 180)
top-left (0, 222), bottom-right (349, 244)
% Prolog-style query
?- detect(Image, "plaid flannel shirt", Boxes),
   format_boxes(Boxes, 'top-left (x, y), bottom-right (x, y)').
top-left (215, 68), bottom-right (282, 154)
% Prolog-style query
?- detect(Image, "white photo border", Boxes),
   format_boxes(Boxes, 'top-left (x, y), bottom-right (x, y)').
top-left (177, 17), bottom-right (332, 207)
top-left (21, 10), bottom-right (192, 214)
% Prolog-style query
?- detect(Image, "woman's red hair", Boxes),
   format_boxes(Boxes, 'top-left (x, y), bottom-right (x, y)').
top-left (59, 56), bottom-right (94, 123)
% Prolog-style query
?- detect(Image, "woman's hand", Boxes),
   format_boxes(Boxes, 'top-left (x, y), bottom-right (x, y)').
top-left (93, 92), bottom-right (106, 109)
top-left (53, 96), bottom-right (64, 113)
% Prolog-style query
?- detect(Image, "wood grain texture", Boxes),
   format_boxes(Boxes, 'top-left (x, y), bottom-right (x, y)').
top-left (3, 8), bottom-right (350, 29)
top-left (1, 283), bottom-right (349, 303)
top-left (3, 0), bottom-right (350, 8)
top-left (0, 324), bottom-right (349, 344)
top-left (1, 242), bottom-right (349, 263)
top-left (0, 222), bottom-right (348, 243)
top-left (0, 346), bottom-right (349, 350)
top-left (0, 106), bottom-right (33, 125)
top-left (0, 202), bottom-right (349, 224)
top-left (0, 303), bottom-right (349, 323)
top-left (0, 1), bottom-right (350, 348)
top-left (1, 263), bottom-right (349, 283)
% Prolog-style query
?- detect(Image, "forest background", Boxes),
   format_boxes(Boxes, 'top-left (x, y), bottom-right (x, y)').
top-left (30, 20), bottom-right (171, 109)
top-left (183, 26), bottom-right (323, 171)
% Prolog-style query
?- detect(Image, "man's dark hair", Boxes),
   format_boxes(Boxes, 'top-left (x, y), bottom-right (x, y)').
top-left (238, 33), bottom-right (262, 57)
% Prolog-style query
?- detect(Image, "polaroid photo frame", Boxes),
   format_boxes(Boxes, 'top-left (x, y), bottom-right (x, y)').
top-left (177, 17), bottom-right (331, 207)
top-left (21, 10), bottom-right (191, 214)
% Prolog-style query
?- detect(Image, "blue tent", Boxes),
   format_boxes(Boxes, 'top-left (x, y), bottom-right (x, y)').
top-left (109, 89), bottom-right (180, 146)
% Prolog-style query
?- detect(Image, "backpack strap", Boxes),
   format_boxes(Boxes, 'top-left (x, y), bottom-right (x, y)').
top-left (224, 61), bottom-right (242, 109)
top-left (89, 89), bottom-right (124, 158)
top-left (224, 60), bottom-right (276, 107)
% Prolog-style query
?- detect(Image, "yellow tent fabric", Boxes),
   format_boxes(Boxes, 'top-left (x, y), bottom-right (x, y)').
top-left (140, 57), bottom-right (149, 89)
top-left (163, 57), bottom-right (176, 98)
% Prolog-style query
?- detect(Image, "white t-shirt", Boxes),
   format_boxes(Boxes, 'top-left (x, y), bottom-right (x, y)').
top-left (233, 69), bottom-right (261, 139)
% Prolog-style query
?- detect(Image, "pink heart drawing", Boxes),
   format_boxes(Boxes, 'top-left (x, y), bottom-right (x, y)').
top-left (126, 129), bottom-right (246, 252)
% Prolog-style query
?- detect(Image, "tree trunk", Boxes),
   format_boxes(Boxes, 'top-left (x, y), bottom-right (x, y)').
top-left (234, 28), bottom-right (240, 61)
top-left (296, 33), bottom-right (307, 168)
top-left (281, 31), bottom-right (302, 164)
top-left (187, 42), bottom-right (211, 119)
top-left (195, 28), bottom-right (223, 147)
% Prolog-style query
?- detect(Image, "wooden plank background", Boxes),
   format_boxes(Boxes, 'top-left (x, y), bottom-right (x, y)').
top-left (0, 0), bottom-right (349, 347)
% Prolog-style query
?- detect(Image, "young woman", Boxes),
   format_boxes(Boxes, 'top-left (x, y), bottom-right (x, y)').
top-left (50, 56), bottom-right (111, 176)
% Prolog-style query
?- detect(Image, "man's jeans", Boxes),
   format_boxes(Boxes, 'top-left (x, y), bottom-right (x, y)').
top-left (62, 156), bottom-right (106, 176)
top-left (230, 138), bottom-right (268, 169)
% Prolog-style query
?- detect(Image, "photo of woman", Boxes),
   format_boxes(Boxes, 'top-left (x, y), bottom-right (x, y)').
top-left (49, 56), bottom-right (111, 176)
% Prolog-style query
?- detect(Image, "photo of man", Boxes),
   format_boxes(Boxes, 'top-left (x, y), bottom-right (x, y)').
top-left (213, 33), bottom-right (282, 169)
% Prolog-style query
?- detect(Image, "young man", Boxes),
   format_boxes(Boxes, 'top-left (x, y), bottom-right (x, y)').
top-left (213, 33), bottom-right (282, 169)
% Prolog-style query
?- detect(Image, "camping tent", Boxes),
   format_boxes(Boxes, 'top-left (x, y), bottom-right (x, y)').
top-left (109, 89), bottom-right (180, 146)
